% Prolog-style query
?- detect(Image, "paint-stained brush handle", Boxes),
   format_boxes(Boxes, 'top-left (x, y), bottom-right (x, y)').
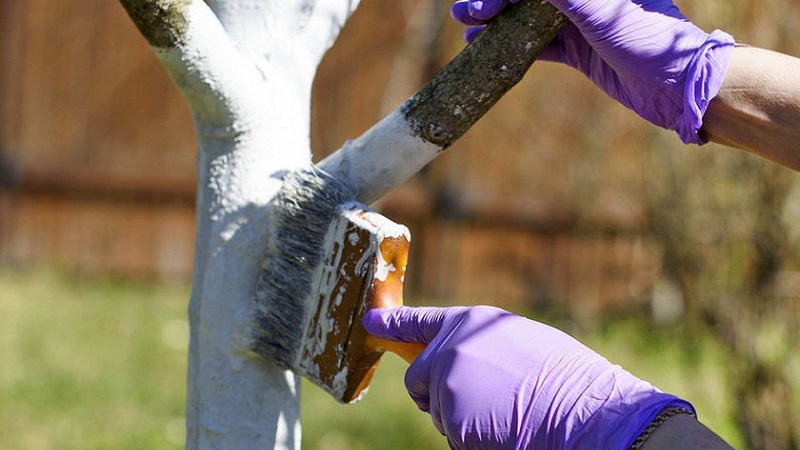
top-left (370, 337), bottom-right (426, 364)
top-left (289, 202), bottom-right (428, 403)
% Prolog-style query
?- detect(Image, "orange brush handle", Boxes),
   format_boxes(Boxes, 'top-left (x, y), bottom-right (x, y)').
top-left (366, 236), bottom-right (427, 365)
top-left (370, 337), bottom-right (426, 364)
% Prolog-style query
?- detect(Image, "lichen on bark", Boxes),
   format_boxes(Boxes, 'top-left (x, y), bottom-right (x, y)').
top-left (119, 0), bottom-right (191, 48)
top-left (401, 0), bottom-right (566, 149)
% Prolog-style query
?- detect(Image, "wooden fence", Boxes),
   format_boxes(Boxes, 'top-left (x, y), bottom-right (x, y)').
top-left (0, 0), bottom-right (662, 319)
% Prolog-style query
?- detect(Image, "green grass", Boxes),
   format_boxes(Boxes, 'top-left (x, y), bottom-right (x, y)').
top-left (0, 268), bottom-right (742, 449)
top-left (300, 355), bottom-right (446, 450)
top-left (0, 268), bottom-right (190, 449)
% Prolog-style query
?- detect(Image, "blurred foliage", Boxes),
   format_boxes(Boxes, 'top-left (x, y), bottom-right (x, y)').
top-left (646, 136), bottom-right (800, 448)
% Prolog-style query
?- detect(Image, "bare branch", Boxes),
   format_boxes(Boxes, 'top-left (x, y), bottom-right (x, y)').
top-left (119, 0), bottom-right (191, 48)
top-left (402, 0), bottom-right (566, 148)
top-left (319, 0), bottom-right (566, 204)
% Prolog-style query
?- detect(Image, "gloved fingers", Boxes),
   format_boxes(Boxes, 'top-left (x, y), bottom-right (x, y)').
top-left (362, 306), bottom-right (465, 344)
top-left (635, 0), bottom-right (687, 20)
top-left (464, 26), bottom-right (484, 43)
top-left (546, 0), bottom-right (687, 40)
top-left (450, 1), bottom-right (487, 26)
top-left (404, 346), bottom-right (433, 412)
top-left (537, 33), bottom-right (567, 64)
top-left (428, 394), bottom-right (447, 437)
top-left (467, 0), bottom-right (510, 21)
top-left (405, 348), bottom-right (450, 436)
top-left (545, 0), bottom-right (593, 20)
top-left (544, 0), bottom-right (630, 35)
top-left (405, 366), bottom-right (432, 412)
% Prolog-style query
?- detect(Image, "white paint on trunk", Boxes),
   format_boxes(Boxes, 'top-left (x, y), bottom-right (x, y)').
top-left (210, 1), bottom-right (362, 104)
top-left (318, 109), bottom-right (443, 205)
top-left (127, 0), bottom-right (467, 445)
top-left (139, 1), bottom-right (361, 449)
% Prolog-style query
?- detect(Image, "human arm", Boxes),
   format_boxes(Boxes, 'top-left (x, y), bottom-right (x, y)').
top-left (363, 305), bottom-right (731, 450)
top-left (453, 0), bottom-right (800, 171)
top-left (702, 45), bottom-right (800, 170)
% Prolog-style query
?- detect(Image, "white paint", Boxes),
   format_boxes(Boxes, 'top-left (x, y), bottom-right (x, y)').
top-left (136, 1), bottom-right (361, 449)
top-left (211, 1), bottom-right (362, 90)
top-left (339, 202), bottom-right (412, 243)
top-left (343, 202), bottom-right (410, 283)
top-left (318, 109), bottom-right (443, 205)
top-left (330, 367), bottom-right (350, 400)
top-left (374, 261), bottom-right (397, 283)
top-left (347, 385), bottom-right (371, 404)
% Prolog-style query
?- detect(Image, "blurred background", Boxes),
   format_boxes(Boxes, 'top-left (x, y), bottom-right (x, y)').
top-left (1, 0), bottom-right (799, 448)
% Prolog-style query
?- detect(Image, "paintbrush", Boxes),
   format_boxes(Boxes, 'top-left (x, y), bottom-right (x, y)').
top-left (250, 0), bottom-right (566, 403)
top-left (252, 167), bottom-right (425, 403)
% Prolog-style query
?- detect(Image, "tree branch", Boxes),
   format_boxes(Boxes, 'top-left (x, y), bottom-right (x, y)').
top-left (119, 0), bottom-right (191, 48)
top-left (119, 0), bottom-right (266, 130)
top-left (402, 0), bottom-right (565, 148)
top-left (319, 0), bottom-right (566, 204)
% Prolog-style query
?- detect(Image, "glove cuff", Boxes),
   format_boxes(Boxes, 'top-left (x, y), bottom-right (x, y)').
top-left (612, 394), bottom-right (696, 450)
top-left (564, 364), bottom-right (696, 450)
top-left (675, 29), bottom-right (736, 145)
top-left (576, 390), bottom-right (695, 450)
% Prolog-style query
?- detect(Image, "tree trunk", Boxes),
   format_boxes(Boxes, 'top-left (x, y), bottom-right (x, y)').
top-left (118, 1), bottom-right (361, 448)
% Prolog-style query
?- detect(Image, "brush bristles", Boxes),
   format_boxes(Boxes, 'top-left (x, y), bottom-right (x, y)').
top-left (251, 166), bottom-right (354, 370)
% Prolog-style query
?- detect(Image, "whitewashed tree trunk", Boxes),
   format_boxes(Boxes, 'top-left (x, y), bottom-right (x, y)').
top-left (119, 1), bottom-right (360, 448)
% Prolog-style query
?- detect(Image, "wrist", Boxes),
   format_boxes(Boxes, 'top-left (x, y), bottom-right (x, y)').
top-left (675, 29), bottom-right (736, 144)
top-left (589, 392), bottom-right (696, 450)
top-left (554, 357), bottom-right (695, 450)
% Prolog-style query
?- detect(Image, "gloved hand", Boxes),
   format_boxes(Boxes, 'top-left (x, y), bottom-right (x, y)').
top-left (450, 0), bottom-right (735, 144)
top-left (363, 305), bottom-right (694, 449)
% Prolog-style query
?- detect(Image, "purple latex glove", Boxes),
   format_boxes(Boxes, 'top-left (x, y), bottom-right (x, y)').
top-left (363, 306), bottom-right (694, 450)
top-left (450, 0), bottom-right (735, 144)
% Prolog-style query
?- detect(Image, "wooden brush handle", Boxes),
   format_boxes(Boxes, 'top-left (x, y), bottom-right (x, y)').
top-left (372, 337), bottom-right (426, 364)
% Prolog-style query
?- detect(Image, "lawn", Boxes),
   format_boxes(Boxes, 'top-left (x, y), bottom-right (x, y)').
top-left (0, 268), bottom-right (742, 449)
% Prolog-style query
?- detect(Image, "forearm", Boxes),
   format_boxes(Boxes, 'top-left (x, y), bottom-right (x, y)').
top-left (640, 413), bottom-right (734, 450)
top-left (702, 45), bottom-right (800, 170)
